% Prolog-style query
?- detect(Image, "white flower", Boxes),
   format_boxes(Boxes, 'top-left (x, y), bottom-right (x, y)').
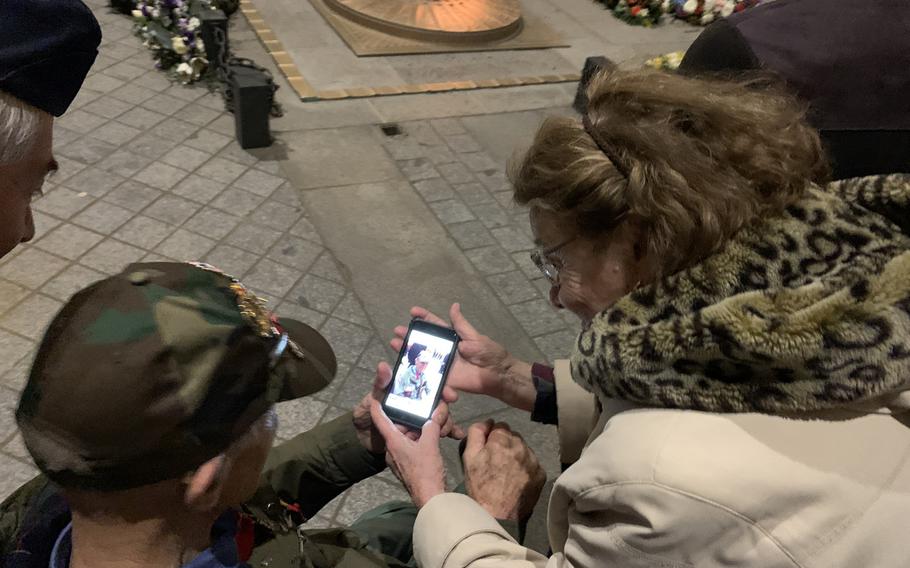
top-left (150, 7), bottom-right (160, 18)
top-left (131, 9), bottom-right (144, 18)
top-left (683, 0), bottom-right (699, 14)
top-left (176, 62), bottom-right (193, 83)
top-left (701, 11), bottom-right (715, 23)
top-left (721, 0), bottom-right (735, 16)
top-left (663, 0), bottom-right (671, 11)
top-left (188, 17), bottom-right (201, 31)
top-left (175, 57), bottom-right (208, 83)
top-left (172, 36), bottom-right (189, 55)
top-left (190, 56), bottom-right (207, 73)
top-left (195, 37), bottom-right (205, 51)
top-left (640, 8), bottom-right (650, 17)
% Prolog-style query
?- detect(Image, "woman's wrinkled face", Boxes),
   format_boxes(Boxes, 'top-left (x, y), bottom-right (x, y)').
top-left (529, 207), bottom-right (642, 326)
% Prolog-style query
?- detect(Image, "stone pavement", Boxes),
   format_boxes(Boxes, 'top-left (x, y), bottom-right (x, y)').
top-left (0, 3), bottom-right (395, 526)
top-left (0, 0), bottom-right (696, 549)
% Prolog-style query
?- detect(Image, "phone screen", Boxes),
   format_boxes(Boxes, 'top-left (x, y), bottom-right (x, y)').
top-left (385, 328), bottom-right (456, 421)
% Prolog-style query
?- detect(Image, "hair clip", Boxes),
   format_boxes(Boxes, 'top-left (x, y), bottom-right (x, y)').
top-left (582, 115), bottom-right (630, 179)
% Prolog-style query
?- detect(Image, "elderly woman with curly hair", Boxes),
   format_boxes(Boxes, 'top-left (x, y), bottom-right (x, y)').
top-left (371, 68), bottom-right (910, 568)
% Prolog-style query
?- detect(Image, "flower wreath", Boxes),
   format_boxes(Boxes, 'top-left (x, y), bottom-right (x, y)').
top-left (598, 0), bottom-right (772, 27)
top-left (127, 0), bottom-right (238, 83)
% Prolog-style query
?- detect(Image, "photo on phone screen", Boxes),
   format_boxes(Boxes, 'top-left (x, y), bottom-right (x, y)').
top-left (385, 327), bottom-right (457, 422)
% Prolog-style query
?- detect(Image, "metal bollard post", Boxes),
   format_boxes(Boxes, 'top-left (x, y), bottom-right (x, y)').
top-left (200, 8), bottom-right (228, 71)
top-left (229, 65), bottom-right (273, 149)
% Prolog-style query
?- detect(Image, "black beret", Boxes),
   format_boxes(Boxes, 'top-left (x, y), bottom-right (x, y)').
top-left (0, 0), bottom-right (102, 117)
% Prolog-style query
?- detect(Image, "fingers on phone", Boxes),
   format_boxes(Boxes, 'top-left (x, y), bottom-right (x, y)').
top-left (442, 386), bottom-right (459, 402)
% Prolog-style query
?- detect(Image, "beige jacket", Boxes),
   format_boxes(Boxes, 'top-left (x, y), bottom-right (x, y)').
top-left (414, 361), bottom-right (910, 567)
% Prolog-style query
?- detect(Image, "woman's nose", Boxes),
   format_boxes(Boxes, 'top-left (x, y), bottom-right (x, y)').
top-left (548, 284), bottom-right (564, 310)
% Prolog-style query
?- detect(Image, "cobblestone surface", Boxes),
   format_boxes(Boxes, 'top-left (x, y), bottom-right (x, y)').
top-left (0, 1), bottom-right (412, 527)
top-left (380, 121), bottom-right (580, 363)
top-left (0, 0), bottom-right (586, 539)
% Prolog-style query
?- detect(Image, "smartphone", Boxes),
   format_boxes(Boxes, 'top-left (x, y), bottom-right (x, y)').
top-left (382, 318), bottom-right (459, 430)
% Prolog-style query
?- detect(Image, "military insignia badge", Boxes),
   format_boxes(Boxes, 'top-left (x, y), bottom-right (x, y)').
top-left (186, 261), bottom-right (305, 361)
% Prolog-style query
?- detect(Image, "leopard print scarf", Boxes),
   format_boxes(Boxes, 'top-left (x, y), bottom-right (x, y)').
top-left (572, 174), bottom-right (910, 414)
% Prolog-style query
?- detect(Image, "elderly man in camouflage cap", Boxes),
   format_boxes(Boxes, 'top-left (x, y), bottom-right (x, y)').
top-left (0, 0), bottom-right (101, 259)
top-left (0, 262), bottom-right (460, 567)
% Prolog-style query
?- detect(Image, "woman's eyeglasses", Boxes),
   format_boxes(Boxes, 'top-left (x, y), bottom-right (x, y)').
top-left (530, 237), bottom-right (576, 283)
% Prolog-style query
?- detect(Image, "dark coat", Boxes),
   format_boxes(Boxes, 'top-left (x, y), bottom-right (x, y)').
top-left (679, 0), bottom-right (910, 179)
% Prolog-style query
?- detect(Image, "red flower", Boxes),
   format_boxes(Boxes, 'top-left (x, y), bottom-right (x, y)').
top-left (734, 3), bottom-right (745, 11)
top-left (631, 5), bottom-right (641, 15)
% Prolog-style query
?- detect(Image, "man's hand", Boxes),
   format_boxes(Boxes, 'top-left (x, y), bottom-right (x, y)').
top-left (463, 420), bottom-right (546, 522)
top-left (352, 361), bottom-right (464, 455)
top-left (392, 304), bottom-right (536, 411)
top-left (370, 398), bottom-right (447, 508)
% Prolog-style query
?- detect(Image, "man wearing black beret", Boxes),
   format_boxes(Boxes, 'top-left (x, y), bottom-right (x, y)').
top-left (0, 0), bottom-right (102, 259)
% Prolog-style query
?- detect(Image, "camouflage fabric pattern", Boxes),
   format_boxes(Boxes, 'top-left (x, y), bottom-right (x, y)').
top-left (16, 262), bottom-right (316, 491)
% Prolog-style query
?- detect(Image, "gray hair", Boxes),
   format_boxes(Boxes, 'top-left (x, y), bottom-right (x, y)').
top-left (0, 90), bottom-right (47, 166)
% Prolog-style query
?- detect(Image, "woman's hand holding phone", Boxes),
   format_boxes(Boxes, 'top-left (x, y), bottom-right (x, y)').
top-left (352, 360), bottom-right (463, 455)
top-left (392, 304), bottom-right (537, 412)
top-left (370, 400), bottom-right (447, 508)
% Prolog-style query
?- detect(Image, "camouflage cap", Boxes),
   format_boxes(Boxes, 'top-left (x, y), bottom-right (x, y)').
top-left (16, 262), bottom-right (336, 491)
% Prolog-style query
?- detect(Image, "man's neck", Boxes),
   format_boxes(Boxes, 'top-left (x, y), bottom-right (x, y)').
top-left (69, 509), bottom-right (219, 568)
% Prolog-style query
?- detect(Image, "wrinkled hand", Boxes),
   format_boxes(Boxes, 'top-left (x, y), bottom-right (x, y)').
top-left (353, 361), bottom-right (464, 455)
top-left (463, 420), bottom-right (546, 522)
top-left (392, 304), bottom-right (535, 410)
top-left (370, 398), bottom-right (447, 508)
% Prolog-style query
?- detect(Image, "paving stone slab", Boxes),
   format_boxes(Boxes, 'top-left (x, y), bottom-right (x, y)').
top-left (144, 194), bottom-right (202, 226)
top-left (134, 162), bottom-right (189, 190)
top-left (0, 281), bottom-right (29, 318)
top-left (171, 175), bottom-right (228, 204)
top-left (243, 259), bottom-right (304, 297)
top-left (429, 200), bottom-right (475, 225)
top-left (113, 215), bottom-right (176, 250)
top-left (184, 207), bottom-right (242, 240)
top-left (224, 222), bottom-right (283, 254)
top-left (156, 229), bottom-right (217, 261)
top-left (42, 264), bottom-right (107, 302)
top-left (161, 146), bottom-right (214, 172)
top-left (1, 294), bottom-right (63, 340)
top-left (79, 239), bottom-right (146, 274)
top-left (34, 223), bottom-right (105, 260)
top-left (0, 332), bottom-right (34, 378)
top-left (0, 249), bottom-right (69, 290)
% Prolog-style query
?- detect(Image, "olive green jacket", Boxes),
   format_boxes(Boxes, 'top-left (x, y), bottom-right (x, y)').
top-left (0, 413), bottom-right (407, 568)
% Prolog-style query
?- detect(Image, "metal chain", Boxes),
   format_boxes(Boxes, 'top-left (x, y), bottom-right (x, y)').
top-left (212, 26), bottom-right (284, 117)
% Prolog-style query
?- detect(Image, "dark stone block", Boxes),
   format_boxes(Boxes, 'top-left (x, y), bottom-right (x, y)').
top-left (229, 66), bottom-right (272, 149)
top-left (199, 8), bottom-right (229, 71)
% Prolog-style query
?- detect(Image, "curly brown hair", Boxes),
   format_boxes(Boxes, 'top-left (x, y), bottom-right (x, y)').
top-left (509, 69), bottom-right (830, 276)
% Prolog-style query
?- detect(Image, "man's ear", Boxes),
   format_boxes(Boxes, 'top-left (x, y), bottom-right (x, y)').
top-left (184, 454), bottom-right (230, 511)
